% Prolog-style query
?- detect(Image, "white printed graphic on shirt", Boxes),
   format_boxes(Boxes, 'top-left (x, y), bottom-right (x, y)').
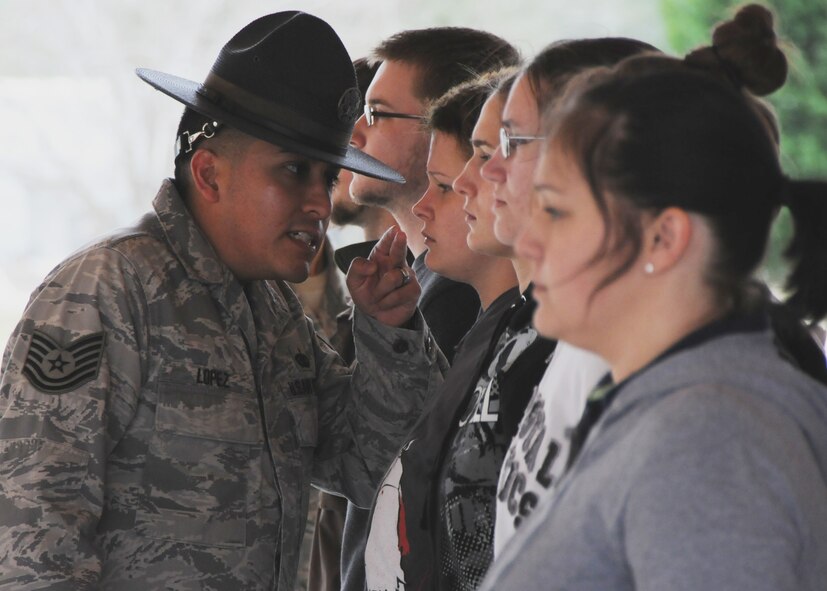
top-left (494, 343), bottom-right (608, 555)
top-left (365, 441), bottom-right (415, 591)
top-left (459, 327), bottom-right (538, 427)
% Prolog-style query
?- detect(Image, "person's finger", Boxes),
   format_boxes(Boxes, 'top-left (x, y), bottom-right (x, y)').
top-left (387, 228), bottom-right (409, 267)
top-left (346, 256), bottom-right (377, 279)
top-left (369, 227), bottom-right (402, 278)
top-left (345, 257), bottom-right (378, 291)
top-left (369, 225), bottom-right (398, 261)
top-left (371, 278), bottom-right (421, 312)
top-left (372, 264), bottom-right (417, 300)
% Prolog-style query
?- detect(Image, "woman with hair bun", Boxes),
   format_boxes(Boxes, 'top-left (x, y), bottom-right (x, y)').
top-left (482, 5), bottom-right (827, 590)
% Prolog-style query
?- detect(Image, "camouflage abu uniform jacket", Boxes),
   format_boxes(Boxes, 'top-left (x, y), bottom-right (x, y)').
top-left (0, 180), bottom-right (444, 591)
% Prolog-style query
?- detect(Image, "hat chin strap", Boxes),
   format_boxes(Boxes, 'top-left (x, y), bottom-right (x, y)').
top-left (175, 120), bottom-right (222, 159)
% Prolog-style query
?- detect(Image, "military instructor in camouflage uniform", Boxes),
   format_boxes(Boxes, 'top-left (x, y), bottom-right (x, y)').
top-left (0, 12), bottom-right (442, 590)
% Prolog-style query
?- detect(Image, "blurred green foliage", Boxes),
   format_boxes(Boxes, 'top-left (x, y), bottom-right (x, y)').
top-left (660, 0), bottom-right (827, 289)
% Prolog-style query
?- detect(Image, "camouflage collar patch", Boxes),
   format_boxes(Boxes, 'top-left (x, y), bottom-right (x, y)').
top-left (23, 330), bottom-right (105, 394)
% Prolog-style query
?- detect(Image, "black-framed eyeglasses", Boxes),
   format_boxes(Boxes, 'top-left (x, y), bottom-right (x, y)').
top-left (364, 104), bottom-right (425, 127)
top-left (499, 127), bottom-right (544, 159)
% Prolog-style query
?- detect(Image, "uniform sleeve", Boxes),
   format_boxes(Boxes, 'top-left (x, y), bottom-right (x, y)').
top-left (623, 385), bottom-right (816, 591)
top-left (0, 247), bottom-right (146, 589)
top-left (311, 308), bottom-right (447, 508)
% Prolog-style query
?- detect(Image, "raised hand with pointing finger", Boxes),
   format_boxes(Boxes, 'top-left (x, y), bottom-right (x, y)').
top-left (346, 225), bottom-right (420, 327)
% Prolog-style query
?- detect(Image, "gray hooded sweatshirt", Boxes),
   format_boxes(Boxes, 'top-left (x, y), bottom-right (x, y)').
top-left (480, 319), bottom-right (827, 591)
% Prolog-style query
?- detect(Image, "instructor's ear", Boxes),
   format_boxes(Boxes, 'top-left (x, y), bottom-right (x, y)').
top-left (190, 149), bottom-right (221, 203)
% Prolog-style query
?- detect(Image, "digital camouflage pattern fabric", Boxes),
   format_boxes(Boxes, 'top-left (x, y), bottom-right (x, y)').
top-left (0, 180), bottom-right (445, 590)
top-left (287, 240), bottom-right (352, 591)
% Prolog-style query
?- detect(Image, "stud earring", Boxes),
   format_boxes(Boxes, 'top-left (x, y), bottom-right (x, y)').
top-left (644, 262), bottom-right (654, 274)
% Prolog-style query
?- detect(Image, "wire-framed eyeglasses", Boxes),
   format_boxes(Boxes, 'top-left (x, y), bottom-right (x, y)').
top-left (499, 127), bottom-right (544, 159)
top-left (364, 104), bottom-right (425, 127)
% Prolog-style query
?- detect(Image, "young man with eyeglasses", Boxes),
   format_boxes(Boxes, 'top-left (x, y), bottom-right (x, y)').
top-left (350, 28), bottom-right (520, 258)
top-left (345, 28), bottom-right (522, 366)
top-left (338, 27), bottom-right (520, 591)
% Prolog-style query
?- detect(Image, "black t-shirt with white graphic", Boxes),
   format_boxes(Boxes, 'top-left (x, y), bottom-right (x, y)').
top-left (435, 292), bottom-right (556, 590)
top-left (364, 288), bottom-right (518, 591)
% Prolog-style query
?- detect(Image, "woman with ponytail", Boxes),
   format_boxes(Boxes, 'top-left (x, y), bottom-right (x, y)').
top-left (482, 5), bottom-right (827, 590)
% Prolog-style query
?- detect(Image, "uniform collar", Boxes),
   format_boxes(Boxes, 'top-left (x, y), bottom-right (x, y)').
top-left (152, 178), bottom-right (228, 285)
top-left (152, 179), bottom-right (294, 339)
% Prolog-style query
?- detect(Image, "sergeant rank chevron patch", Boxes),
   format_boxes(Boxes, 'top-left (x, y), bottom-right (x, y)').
top-left (23, 330), bottom-right (105, 394)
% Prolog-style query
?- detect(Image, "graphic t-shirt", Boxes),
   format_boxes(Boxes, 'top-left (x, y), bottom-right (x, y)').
top-left (494, 342), bottom-right (608, 555)
top-left (436, 324), bottom-right (545, 590)
top-left (363, 289), bottom-right (519, 591)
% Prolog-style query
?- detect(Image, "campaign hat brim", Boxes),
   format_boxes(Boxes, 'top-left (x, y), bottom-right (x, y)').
top-left (137, 67), bottom-right (405, 184)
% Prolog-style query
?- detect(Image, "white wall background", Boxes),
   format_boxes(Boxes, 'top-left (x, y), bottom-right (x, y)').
top-left (0, 0), bottom-right (667, 346)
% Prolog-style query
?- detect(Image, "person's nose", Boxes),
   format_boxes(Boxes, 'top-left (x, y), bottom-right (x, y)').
top-left (350, 114), bottom-right (367, 149)
top-left (412, 186), bottom-right (436, 221)
top-left (305, 177), bottom-right (333, 220)
top-left (481, 149), bottom-right (506, 184)
top-left (453, 160), bottom-right (476, 201)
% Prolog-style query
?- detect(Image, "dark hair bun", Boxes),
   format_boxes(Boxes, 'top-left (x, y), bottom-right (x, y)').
top-left (712, 4), bottom-right (787, 96)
